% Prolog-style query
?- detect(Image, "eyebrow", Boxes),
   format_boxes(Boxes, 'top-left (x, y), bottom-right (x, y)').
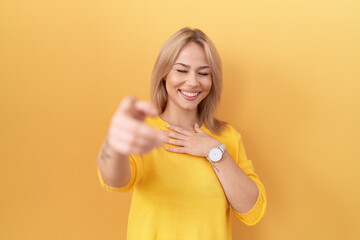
top-left (174, 62), bottom-right (210, 69)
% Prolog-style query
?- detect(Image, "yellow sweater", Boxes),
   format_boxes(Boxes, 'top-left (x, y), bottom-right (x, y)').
top-left (98, 116), bottom-right (266, 240)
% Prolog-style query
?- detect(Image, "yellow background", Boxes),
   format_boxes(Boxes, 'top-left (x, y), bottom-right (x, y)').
top-left (1, 0), bottom-right (359, 239)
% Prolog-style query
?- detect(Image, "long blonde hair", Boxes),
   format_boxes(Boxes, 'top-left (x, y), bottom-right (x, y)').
top-left (150, 27), bottom-right (226, 134)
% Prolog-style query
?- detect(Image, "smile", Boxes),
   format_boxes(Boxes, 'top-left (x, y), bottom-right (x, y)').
top-left (179, 90), bottom-right (201, 100)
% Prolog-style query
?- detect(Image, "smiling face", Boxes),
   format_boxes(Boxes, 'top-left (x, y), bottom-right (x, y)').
top-left (164, 41), bottom-right (212, 113)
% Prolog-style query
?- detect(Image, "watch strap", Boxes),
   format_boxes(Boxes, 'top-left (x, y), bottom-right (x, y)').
top-left (218, 144), bottom-right (226, 153)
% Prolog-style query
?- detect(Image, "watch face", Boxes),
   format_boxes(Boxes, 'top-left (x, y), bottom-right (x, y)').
top-left (209, 148), bottom-right (222, 162)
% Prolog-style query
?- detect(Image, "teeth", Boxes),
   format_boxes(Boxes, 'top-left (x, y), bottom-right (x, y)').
top-left (180, 91), bottom-right (199, 97)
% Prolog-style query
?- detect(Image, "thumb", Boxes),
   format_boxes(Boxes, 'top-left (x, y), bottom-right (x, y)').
top-left (194, 123), bottom-right (203, 133)
top-left (155, 130), bottom-right (167, 146)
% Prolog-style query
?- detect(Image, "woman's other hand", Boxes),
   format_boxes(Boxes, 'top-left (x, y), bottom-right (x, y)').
top-left (107, 96), bottom-right (164, 155)
top-left (164, 124), bottom-right (221, 157)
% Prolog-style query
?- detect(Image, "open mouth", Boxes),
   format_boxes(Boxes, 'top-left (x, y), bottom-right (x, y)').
top-left (179, 90), bottom-right (201, 100)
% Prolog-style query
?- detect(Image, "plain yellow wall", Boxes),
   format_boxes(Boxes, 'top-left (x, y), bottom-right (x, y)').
top-left (1, 0), bottom-right (359, 239)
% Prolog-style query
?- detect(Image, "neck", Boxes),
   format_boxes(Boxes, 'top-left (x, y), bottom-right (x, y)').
top-left (160, 104), bottom-right (201, 131)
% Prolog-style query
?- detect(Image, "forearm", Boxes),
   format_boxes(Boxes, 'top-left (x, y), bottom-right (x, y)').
top-left (212, 151), bottom-right (259, 213)
top-left (97, 138), bottom-right (131, 188)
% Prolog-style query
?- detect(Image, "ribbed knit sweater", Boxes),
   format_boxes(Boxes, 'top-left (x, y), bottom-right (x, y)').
top-left (98, 116), bottom-right (266, 239)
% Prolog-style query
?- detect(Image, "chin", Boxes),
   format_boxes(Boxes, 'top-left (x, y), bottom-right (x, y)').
top-left (179, 101), bottom-right (202, 111)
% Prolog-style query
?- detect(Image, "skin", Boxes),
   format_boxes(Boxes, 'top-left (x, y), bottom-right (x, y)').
top-left (160, 42), bottom-right (212, 130)
top-left (97, 42), bottom-right (259, 214)
top-left (97, 97), bottom-right (164, 188)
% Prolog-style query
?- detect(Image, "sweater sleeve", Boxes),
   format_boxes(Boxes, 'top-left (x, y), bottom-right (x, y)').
top-left (229, 127), bottom-right (267, 226)
top-left (97, 154), bottom-right (143, 193)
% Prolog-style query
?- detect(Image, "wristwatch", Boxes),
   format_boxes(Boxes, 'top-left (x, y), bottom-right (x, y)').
top-left (206, 144), bottom-right (226, 163)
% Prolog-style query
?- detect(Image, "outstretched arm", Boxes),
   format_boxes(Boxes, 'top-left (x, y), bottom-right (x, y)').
top-left (98, 96), bottom-right (163, 188)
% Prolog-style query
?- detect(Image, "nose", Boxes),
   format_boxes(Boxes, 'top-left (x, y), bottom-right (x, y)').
top-left (186, 72), bottom-right (200, 87)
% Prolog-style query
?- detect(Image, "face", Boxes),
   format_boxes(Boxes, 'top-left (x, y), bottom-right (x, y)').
top-left (164, 42), bottom-right (212, 113)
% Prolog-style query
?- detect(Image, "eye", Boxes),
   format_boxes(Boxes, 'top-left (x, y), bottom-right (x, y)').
top-left (198, 72), bottom-right (209, 76)
top-left (177, 69), bottom-right (187, 73)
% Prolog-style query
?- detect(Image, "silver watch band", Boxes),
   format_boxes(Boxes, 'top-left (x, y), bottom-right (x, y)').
top-left (218, 144), bottom-right (226, 153)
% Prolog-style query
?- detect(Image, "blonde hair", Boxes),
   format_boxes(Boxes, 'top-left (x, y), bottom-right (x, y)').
top-left (150, 27), bottom-right (226, 134)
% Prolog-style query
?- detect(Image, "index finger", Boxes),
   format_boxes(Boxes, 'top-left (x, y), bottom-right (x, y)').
top-left (117, 96), bottom-right (137, 114)
top-left (117, 96), bottom-right (158, 121)
top-left (167, 124), bottom-right (194, 136)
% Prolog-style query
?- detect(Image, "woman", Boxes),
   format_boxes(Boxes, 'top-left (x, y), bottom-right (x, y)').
top-left (97, 27), bottom-right (266, 240)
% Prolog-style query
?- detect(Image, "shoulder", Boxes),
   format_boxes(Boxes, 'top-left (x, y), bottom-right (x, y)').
top-left (210, 122), bottom-right (242, 149)
top-left (218, 122), bottom-right (242, 139)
